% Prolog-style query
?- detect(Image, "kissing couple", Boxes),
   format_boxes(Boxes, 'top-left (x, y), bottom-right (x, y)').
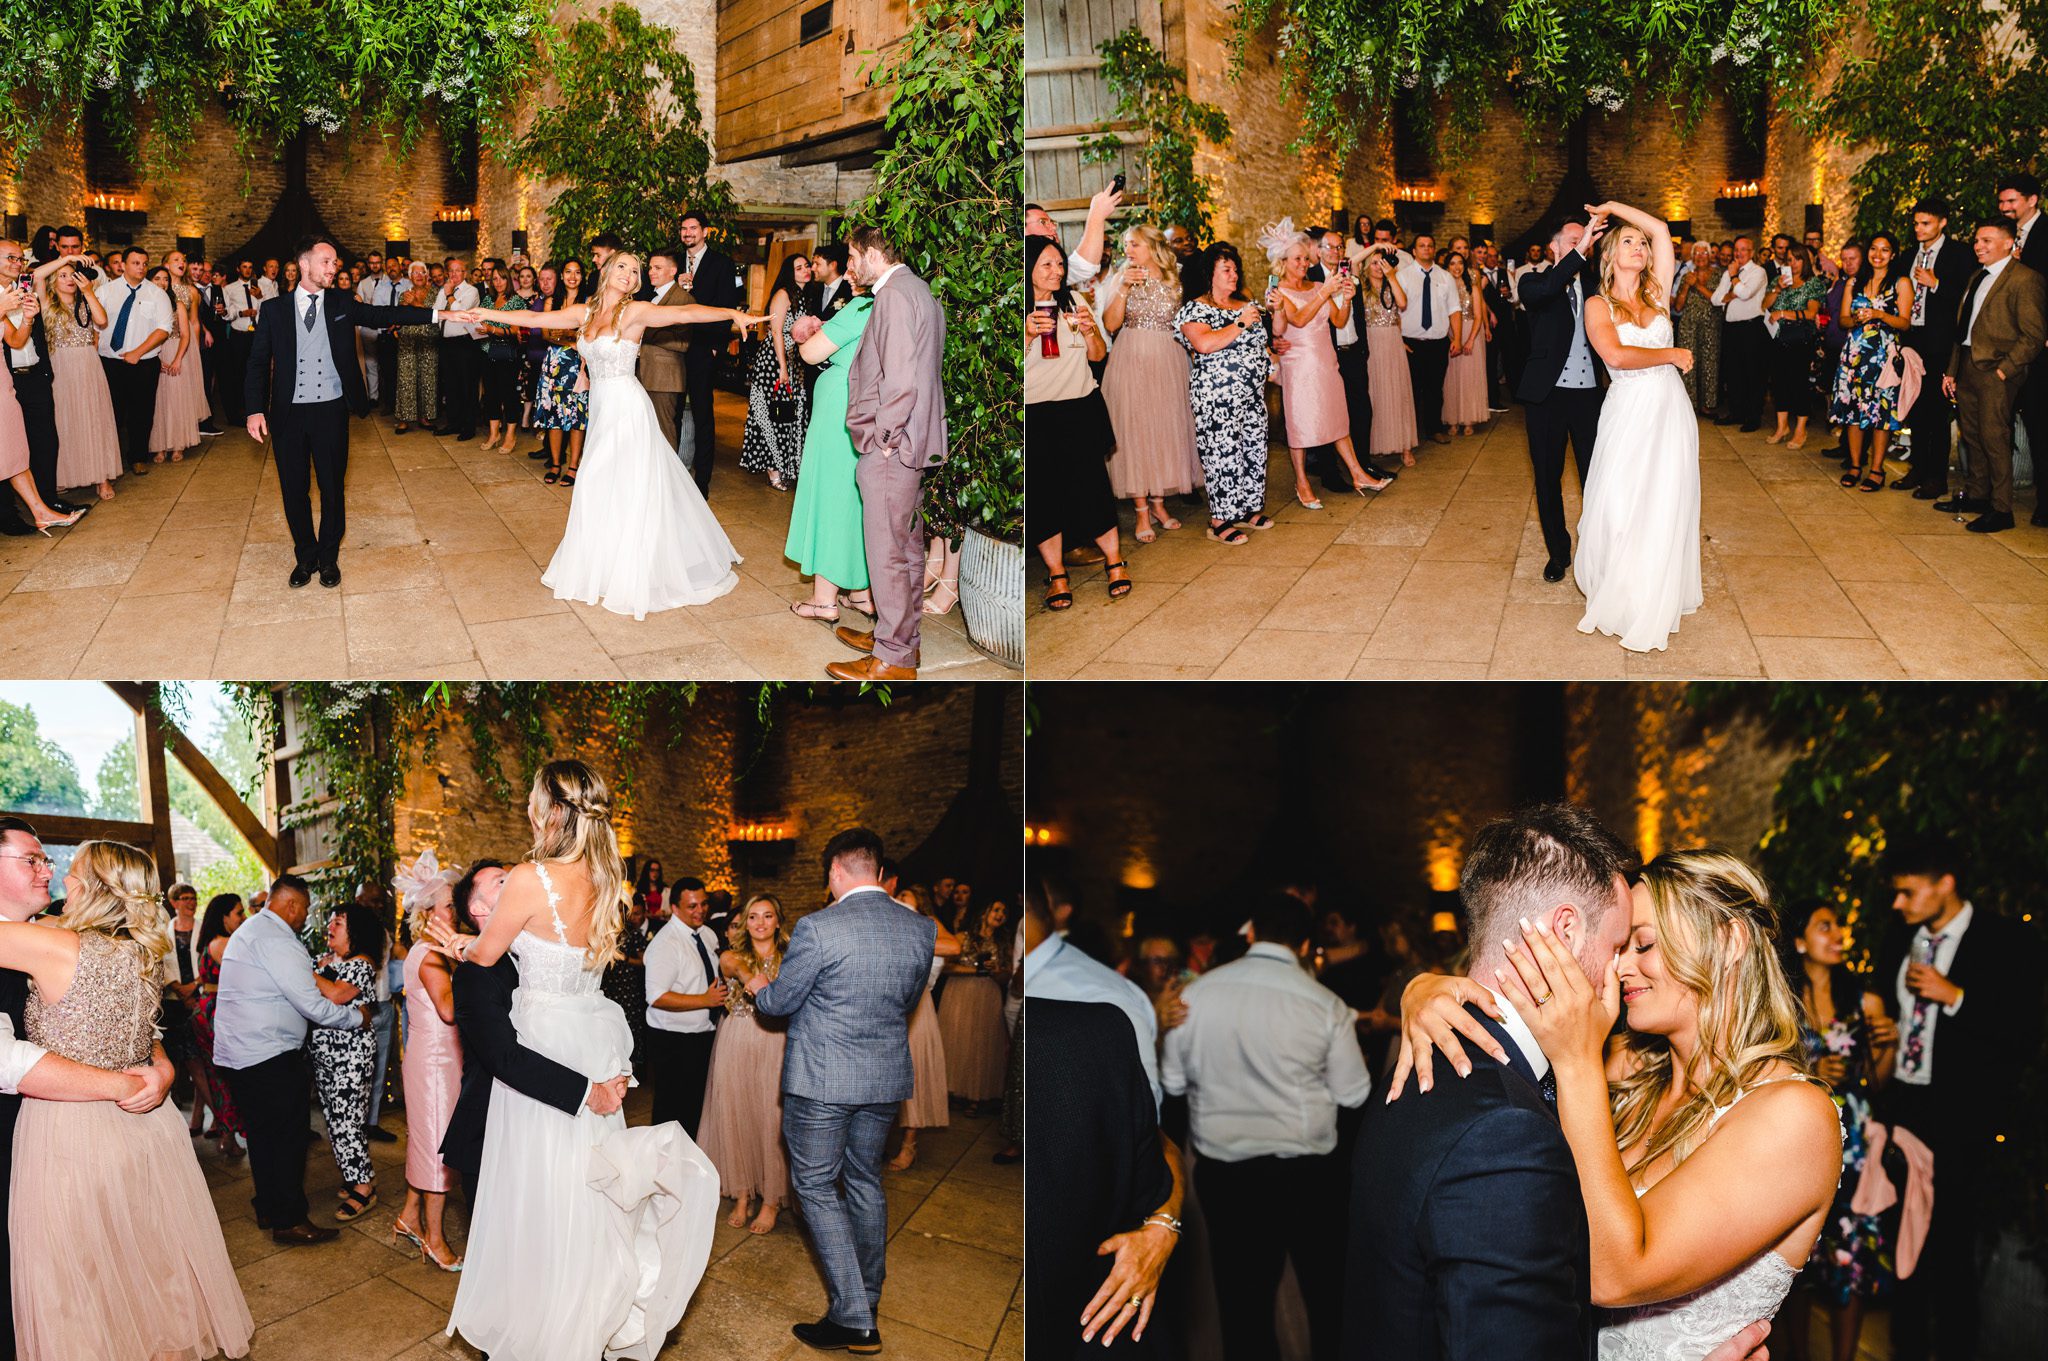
top-left (1347, 803), bottom-right (1843, 1360)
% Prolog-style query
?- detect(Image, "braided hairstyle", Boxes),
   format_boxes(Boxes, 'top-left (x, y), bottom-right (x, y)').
top-left (60, 840), bottom-right (173, 972)
top-left (527, 760), bottom-right (628, 969)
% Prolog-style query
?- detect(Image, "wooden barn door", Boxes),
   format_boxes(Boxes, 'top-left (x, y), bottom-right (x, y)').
top-left (1024, 0), bottom-right (1167, 232)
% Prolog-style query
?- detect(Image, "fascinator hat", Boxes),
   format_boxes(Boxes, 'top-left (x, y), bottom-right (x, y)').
top-left (394, 848), bottom-right (460, 930)
top-left (1256, 215), bottom-right (1308, 268)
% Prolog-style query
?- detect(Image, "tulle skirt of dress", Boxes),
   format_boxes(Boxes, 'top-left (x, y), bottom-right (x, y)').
top-left (1365, 326), bottom-right (1418, 456)
top-left (11, 1099), bottom-right (254, 1361)
top-left (448, 989), bottom-right (720, 1361)
top-left (935, 974), bottom-right (1008, 1102)
top-left (52, 347), bottom-right (122, 488)
top-left (543, 373), bottom-right (742, 619)
top-left (1443, 328), bottom-right (1490, 424)
top-left (1101, 329), bottom-right (1202, 498)
top-left (148, 342), bottom-right (210, 451)
top-left (901, 987), bottom-right (950, 1129)
top-left (697, 1011), bottom-right (791, 1207)
top-left (1574, 367), bottom-right (1703, 652)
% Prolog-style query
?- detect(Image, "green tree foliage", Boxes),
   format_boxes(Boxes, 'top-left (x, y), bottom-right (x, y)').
top-left (1080, 29), bottom-right (1233, 241)
top-left (509, 4), bottom-right (738, 260)
top-left (91, 724), bottom-right (264, 862)
top-left (0, 700), bottom-right (88, 816)
top-left (849, 0), bottom-right (1022, 542)
top-left (1787, 0), bottom-right (2048, 235)
top-left (0, 0), bottom-right (550, 165)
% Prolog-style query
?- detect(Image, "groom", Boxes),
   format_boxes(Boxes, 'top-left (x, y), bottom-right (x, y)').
top-left (749, 828), bottom-right (937, 1354)
top-left (1518, 215), bottom-right (1611, 583)
top-left (245, 235), bottom-right (446, 589)
top-left (1342, 804), bottom-right (1768, 1361)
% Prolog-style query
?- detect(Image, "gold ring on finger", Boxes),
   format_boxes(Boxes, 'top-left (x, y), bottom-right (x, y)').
top-left (1534, 991), bottom-right (1554, 1006)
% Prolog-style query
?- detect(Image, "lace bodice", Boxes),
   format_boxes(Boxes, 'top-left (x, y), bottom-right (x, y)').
top-left (1607, 308), bottom-right (1676, 385)
top-left (27, 931), bottom-right (158, 1069)
top-left (576, 333), bottom-right (642, 383)
top-left (1116, 274), bottom-right (1181, 332)
top-left (510, 863), bottom-right (604, 997)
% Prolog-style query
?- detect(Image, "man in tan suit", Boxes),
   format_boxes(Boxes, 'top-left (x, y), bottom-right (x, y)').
top-left (1940, 217), bottom-right (2048, 533)
top-left (827, 225), bottom-right (948, 681)
top-left (636, 247), bottom-right (694, 459)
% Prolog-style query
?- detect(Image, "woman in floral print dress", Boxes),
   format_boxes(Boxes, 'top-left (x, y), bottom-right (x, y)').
top-left (1176, 242), bottom-right (1275, 546)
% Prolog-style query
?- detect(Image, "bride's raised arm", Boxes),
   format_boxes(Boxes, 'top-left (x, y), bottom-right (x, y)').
top-left (632, 301), bottom-right (768, 333)
top-left (1591, 201), bottom-right (1675, 299)
top-left (451, 303), bottom-right (588, 332)
top-left (1494, 921), bottom-right (1840, 1308)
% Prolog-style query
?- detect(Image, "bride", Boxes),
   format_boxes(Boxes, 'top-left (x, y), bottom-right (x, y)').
top-left (1396, 850), bottom-right (1842, 1360)
top-left (450, 256), bottom-right (767, 620)
top-left (431, 760), bottom-right (720, 1361)
top-left (1572, 201), bottom-right (1703, 652)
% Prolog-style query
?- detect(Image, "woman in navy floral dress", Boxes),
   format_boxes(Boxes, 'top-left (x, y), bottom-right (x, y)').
top-left (1176, 242), bottom-right (1275, 546)
top-left (1827, 232), bottom-right (1914, 492)
top-left (1779, 902), bottom-right (1900, 1361)
top-left (533, 258), bottom-right (593, 486)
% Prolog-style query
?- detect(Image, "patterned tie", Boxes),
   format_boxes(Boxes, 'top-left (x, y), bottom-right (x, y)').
top-left (110, 284), bottom-right (138, 351)
top-left (1899, 932), bottom-right (1946, 1079)
top-left (303, 294), bottom-right (318, 331)
top-left (1539, 1069), bottom-right (1558, 1109)
top-left (1912, 245), bottom-right (1932, 326)
top-left (1421, 268), bottom-right (1434, 331)
top-left (692, 929), bottom-right (722, 1027)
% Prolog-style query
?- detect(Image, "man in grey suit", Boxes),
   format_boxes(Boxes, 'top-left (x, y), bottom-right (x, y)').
top-left (827, 225), bottom-right (948, 682)
top-left (749, 828), bottom-right (937, 1355)
top-left (637, 247), bottom-right (695, 461)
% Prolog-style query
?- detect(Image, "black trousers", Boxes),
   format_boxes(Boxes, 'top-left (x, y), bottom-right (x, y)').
top-left (1723, 317), bottom-right (1768, 425)
top-left (195, 329), bottom-right (216, 423)
top-left (2019, 361), bottom-right (2048, 508)
top-left (12, 366), bottom-right (60, 502)
top-left (103, 354), bottom-right (161, 467)
top-left (683, 344), bottom-right (720, 495)
top-left (440, 337), bottom-right (480, 435)
top-left (1524, 385), bottom-right (1603, 564)
top-left (1196, 1152), bottom-right (1345, 1361)
top-left (1307, 342), bottom-right (1372, 488)
top-left (647, 1027), bottom-right (715, 1136)
top-left (1886, 1083), bottom-right (1983, 1361)
top-left (223, 1049), bottom-right (314, 1229)
top-left (376, 332), bottom-right (399, 414)
top-left (1407, 337), bottom-right (1451, 438)
top-left (1902, 333), bottom-right (1952, 492)
top-left (222, 330), bottom-right (253, 422)
top-left (271, 398), bottom-right (350, 570)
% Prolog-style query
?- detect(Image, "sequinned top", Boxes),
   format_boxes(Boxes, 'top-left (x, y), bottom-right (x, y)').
top-left (167, 282), bottom-right (192, 339)
top-left (42, 300), bottom-right (98, 351)
top-left (27, 930), bottom-right (159, 1069)
top-left (1359, 284), bottom-right (1404, 329)
top-left (1115, 273), bottom-right (1181, 333)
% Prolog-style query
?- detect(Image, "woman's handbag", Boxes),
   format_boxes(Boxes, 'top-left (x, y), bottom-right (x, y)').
top-left (767, 379), bottom-right (799, 425)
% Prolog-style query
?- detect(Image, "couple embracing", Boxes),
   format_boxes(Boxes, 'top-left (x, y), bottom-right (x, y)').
top-left (1348, 803), bottom-right (1843, 1361)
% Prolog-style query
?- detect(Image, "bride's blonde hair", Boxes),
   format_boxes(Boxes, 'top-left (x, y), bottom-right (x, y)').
top-left (1598, 225), bottom-right (1669, 325)
top-left (527, 760), bottom-right (629, 968)
top-left (61, 840), bottom-right (173, 972)
top-left (580, 253), bottom-right (640, 342)
top-left (1607, 849), bottom-right (1808, 1178)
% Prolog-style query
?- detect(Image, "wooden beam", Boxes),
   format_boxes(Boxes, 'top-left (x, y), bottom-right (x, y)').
top-left (0, 812), bottom-right (154, 846)
top-left (106, 682), bottom-right (279, 872)
top-left (1025, 120), bottom-right (1142, 141)
top-left (134, 697), bottom-right (176, 890)
top-left (1024, 54), bottom-right (1104, 75)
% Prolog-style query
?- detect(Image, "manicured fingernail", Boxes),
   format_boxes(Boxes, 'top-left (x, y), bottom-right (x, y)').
top-left (1518, 916), bottom-right (1530, 932)
top-left (1534, 918), bottom-right (1552, 935)
top-left (1503, 939), bottom-right (1518, 953)
top-left (1455, 1062), bottom-right (1469, 1077)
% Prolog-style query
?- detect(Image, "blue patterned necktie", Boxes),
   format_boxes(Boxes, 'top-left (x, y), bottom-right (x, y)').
top-left (110, 284), bottom-right (138, 351)
top-left (303, 293), bottom-right (318, 331)
top-left (1539, 1069), bottom-right (1558, 1108)
top-left (1420, 268), bottom-right (1433, 331)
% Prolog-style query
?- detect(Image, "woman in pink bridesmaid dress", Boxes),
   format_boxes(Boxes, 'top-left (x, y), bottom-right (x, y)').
top-left (1262, 223), bottom-right (1390, 511)
top-left (395, 850), bottom-right (470, 1271)
top-left (0, 288), bottom-right (85, 531)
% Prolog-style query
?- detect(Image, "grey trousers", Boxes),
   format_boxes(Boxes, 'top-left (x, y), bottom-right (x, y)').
top-left (855, 451), bottom-right (925, 668)
top-left (784, 1095), bottom-right (897, 1330)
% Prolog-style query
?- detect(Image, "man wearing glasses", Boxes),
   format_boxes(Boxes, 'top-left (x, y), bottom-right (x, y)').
top-left (0, 816), bottom-right (177, 1354)
top-left (0, 242), bottom-right (94, 534)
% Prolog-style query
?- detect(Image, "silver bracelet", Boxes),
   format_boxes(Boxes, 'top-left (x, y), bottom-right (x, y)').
top-left (1141, 1213), bottom-right (1183, 1235)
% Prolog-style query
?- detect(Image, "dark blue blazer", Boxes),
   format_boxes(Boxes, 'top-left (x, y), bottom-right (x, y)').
top-left (1343, 1006), bottom-right (1592, 1361)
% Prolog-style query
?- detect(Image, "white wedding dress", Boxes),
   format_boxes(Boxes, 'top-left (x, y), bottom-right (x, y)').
top-left (1573, 305), bottom-right (1702, 652)
top-left (1596, 1078), bottom-right (1836, 1360)
top-left (446, 865), bottom-right (721, 1361)
top-left (543, 333), bottom-right (742, 619)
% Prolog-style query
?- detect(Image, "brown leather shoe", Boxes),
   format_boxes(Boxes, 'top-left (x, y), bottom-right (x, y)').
top-left (271, 1222), bottom-right (341, 1246)
top-left (834, 625), bottom-right (875, 654)
top-left (1064, 545), bottom-right (1106, 565)
top-left (826, 656), bottom-right (918, 682)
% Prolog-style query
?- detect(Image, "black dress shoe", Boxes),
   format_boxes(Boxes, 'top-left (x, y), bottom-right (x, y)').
top-left (792, 1318), bottom-right (881, 1354)
top-left (1365, 458), bottom-right (1400, 481)
top-left (288, 565), bottom-right (314, 589)
top-left (319, 564), bottom-right (341, 588)
top-left (2032, 507), bottom-right (2048, 527)
top-left (1739, 422), bottom-right (1761, 433)
top-left (0, 516), bottom-right (34, 537)
top-left (1912, 484), bottom-right (1947, 501)
top-left (363, 1125), bottom-right (397, 1143)
top-left (1966, 511), bottom-right (2015, 534)
top-left (198, 422), bottom-right (223, 435)
top-left (1933, 495), bottom-right (1989, 514)
top-left (1713, 416), bottom-right (1737, 426)
top-left (1542, 558), bottom-right (1568, 583)
top-left (456, 431), bottom-right (473, 442)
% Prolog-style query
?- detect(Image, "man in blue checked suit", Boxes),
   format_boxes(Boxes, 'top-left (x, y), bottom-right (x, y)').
top-left (749, 828), bottom-right (936, 1356)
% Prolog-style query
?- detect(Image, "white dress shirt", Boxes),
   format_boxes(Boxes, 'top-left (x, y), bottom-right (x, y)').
top-left (93, 277), bottom-right (174, 359)
top-left (871, 263), bottom-right (907, 296)
top-left (644, 918), bottom-right (722, 1034)
top-left (434, 281), bottom-right (480, 338)
top-left (2016, 210), bottom-right (2040, 257)
top-left (1909, 236), bottom-right (1949, 327)
top-left (1893, 902), bottom-right (1972, 1086)
top-left (652, 279), bottom-right (675, 304)
top-left (4, 298), bottom-right (39, 370)
top-left (357, 272), bottom-right (401, 338)
top-left (1488, 988), bottom-right (1550, 1083)
top-left (1962, 257), bottom-right (2012, 349)
top-left (213, 908), bottom-right (364, 1070)
top-left (1023, 932), bottom-right (1161, 1111)
top-left (1712, 260), bottom-right (1768, 322)
top-left (0, 1014), bottom-right (48, 1093)
top-left (225, 277), bottom-right (274, 333)
top-left (1395, 262), bottom-right (1460, 340)
top-left (1159, 941), bottom-right (1372, 1162)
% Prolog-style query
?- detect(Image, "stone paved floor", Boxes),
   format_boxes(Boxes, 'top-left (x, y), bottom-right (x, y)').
top-left (192, 1089), bottom-right (1021, 1360)
top-left (0, 391), bottom-right (1009, 681)
top-left (1030, 408), bottom-right (2048, 680)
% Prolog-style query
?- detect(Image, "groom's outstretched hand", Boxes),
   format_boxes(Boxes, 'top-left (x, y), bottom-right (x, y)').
top-left (1705, 1318), bottom-right (1770, 1361)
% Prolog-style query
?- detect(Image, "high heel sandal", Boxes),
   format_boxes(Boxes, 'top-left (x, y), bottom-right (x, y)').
top-left (790, 601), bottom-right (839, 622)
top-left (1839, 466), bottom-right (1862, 488)
top-left (561, 468), bottom-right (578, 487)
top-left (1044, 572), bottom-right (1074, 611)
top-left (34, 510), bottom-right (85, 534)
top-left (1354, 473), bottom-right (1390, 495)
top-left (421, 1240), bottom-right (463, 1272)
top-left (1105, 561), bottom-right (1133, 601)
top-left (1858, 468), bottom-right (1886, 493)
top-left (393, 1220), bottom-right (425, 1253)
top-left (543, 465), bottom-right (561, 485)
top-left (922, 578), bottom-right (958, 616)
top-left (838, 591), bottom-right (875, 615)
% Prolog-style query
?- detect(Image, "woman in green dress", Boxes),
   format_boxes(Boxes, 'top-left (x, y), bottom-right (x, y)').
top-left (783, 295), bottom-right (878, 621)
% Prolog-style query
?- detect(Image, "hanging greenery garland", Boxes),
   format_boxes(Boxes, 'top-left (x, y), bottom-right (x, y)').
top-left (0, 0), bottom-right (552, 165)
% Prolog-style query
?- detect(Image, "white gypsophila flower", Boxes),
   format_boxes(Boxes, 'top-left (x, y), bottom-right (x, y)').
top-left (1711, 43), bottom-right (1730, 62)
top-left (509, 15), bottom-right (531, 37)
